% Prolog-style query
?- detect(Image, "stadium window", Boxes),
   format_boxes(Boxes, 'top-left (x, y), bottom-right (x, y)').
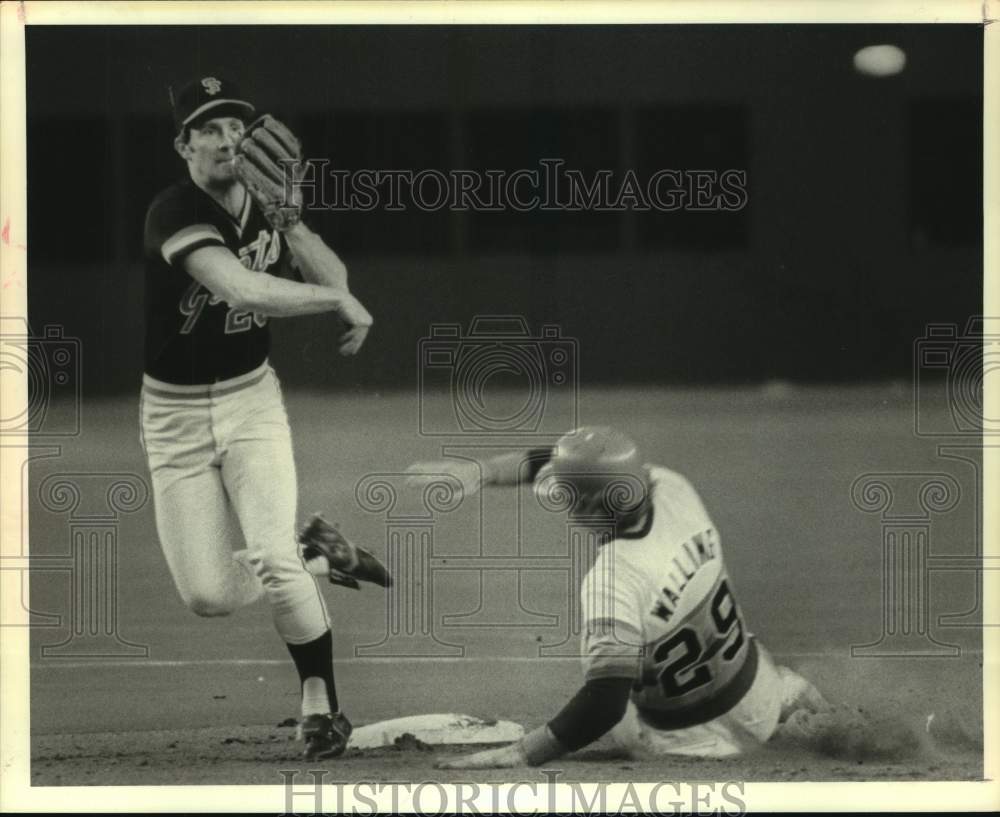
top-left (298, 111), bottom-right (452, 256)
top-left (907, 96), bottom-right (981, 249)
top-left (464, 107), bottom-right (620, 254)
top-left (28, 116), bottom-right (115, 264)
top-left (634, 105), bottom-right (750, 251)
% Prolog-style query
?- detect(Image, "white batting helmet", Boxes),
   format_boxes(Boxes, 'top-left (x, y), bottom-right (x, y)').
top-left (534, 426), bottom-right (650, 518)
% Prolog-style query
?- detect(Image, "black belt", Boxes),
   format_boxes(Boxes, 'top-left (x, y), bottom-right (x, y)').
top-left (637, 637), bottom-right (759, 730)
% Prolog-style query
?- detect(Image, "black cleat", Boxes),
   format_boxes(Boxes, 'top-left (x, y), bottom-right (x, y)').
top-left (300, 711), bottom-right (353, 760)
top-left (298, 514), bottom-right (392, 589)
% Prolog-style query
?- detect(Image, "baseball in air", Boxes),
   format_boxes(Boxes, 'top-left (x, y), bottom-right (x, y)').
top-left (853, 44), bottom-right (907, 77)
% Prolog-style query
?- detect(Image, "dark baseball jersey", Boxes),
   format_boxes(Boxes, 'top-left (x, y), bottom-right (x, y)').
top-left (143, 179), bottom-right (293, 384)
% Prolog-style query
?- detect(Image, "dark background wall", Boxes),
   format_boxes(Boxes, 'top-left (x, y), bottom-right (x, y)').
top-left (25, 25), bottom-right (982, 395)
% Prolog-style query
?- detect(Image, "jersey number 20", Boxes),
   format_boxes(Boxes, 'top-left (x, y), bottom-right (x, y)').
top-left (179, 284), bottom-right (266, 335)
top-left (653, 579), bottom-right (745, 697)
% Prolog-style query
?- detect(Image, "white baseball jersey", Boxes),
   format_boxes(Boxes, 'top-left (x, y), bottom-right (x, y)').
top-left (579, 466), bottom-right (758, 730)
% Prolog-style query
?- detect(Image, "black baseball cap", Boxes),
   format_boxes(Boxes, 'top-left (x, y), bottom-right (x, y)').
top-left (169, 76), bottom-right (255, 133)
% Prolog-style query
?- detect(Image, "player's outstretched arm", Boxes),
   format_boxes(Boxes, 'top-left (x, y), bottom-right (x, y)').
top-left (435, 677), bottom-right (633, 769)
top-left (183, 245), bottom-right (372, 353)
top-left (437, 560), bottom-right (641, 769)
top-left (283, 222), bottom-right (349, 291)
top-left (403, 459), bottom-right (483, 497)
top-left (404, 448), bottom-right (553, 495)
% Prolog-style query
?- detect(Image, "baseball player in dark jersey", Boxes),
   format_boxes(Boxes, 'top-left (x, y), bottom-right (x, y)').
top-left (141, 76), bottom-right (388, 760)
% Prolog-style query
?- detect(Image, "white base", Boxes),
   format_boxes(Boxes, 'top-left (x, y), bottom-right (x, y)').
top-left (347, 713), bottom-right (524, 750)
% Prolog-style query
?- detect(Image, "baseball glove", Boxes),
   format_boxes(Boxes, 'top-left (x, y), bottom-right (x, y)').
top-left (234, 114), bottom-right (306, 231)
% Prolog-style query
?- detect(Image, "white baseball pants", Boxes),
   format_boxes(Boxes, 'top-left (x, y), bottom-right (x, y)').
top-left (611, 643), bottom-right (823, 758)
top-left (139, 360), bottom-right (330, 644)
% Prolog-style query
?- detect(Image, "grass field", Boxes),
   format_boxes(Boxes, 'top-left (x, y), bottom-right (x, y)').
top-left (26, 385), bottom-right (984, 785)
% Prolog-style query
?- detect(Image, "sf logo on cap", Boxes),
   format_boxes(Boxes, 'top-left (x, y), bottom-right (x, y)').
top-left (201, 77), bottom-right (223, 95)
